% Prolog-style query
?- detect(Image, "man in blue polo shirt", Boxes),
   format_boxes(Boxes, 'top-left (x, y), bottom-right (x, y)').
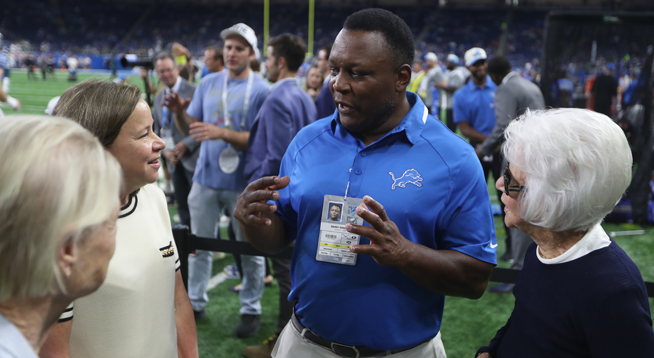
top-left (242, 33), bottom-right (316, 358)
top-left (165, 23), bottom-right (269, 337)
top-left (453, 47), bottom-right (502, 185)
top-left (234, 9), bottom-right (496, 357)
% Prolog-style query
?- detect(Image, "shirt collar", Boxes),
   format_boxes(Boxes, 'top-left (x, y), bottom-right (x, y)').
top-left (329, 92), bottom-right (428, 146)
top-left (468, 77), bottom-right (494, 90)
top-left (501, 71), bottom-right (518, 85)
top-left (269, 77), bottom-right (297, 93)
top-left (167, 76), bottom-right (182, 93)
top-left (536, 224), bottom-right (611, 265)
top-left (0, 313), bottom-right (39, 358)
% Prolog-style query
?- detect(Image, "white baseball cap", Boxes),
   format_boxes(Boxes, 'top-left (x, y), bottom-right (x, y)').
top-left (464, 47), bottom-right (487, 67)
top-left (220, 23), bottom-right (258, 52)
top-left (424, 52), bottom-right (438, 62)
top-left (446, 54), bottom-right (460, 65)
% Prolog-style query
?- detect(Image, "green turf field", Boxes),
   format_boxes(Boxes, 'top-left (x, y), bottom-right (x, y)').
top-left (7, 69), bottom-right (150, 115)
top-left (9, 69), bottom-right (654, 357)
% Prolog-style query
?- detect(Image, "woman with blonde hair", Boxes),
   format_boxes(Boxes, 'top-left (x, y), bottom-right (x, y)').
top-left (0, 115), bottom-right (121, 357)
top-left (41, 80), bottom-right (198, 358)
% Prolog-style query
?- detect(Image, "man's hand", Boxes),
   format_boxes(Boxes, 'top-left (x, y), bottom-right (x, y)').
top-left (163, 149), bottom-right (179, 166)
top-left (475, 144), bottom-right (484, 159)
top-left (163, 92), bottom-right (192, 113)
top-left (234, 176), bottom-right (290, 226)
top-left (189, 122), bottom-right (224, 142)
top-left (347, 195), bottom-right (416, 267)
top-left (477, 353), bottom-right (491, 358)
top-left (173, 141), bottom-right (187, 159)
top-left (433, 80), bottom-right (446, 90)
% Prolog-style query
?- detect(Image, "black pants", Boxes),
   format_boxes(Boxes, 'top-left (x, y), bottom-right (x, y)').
top-left (271, 257), bottom-right (292, 335)
top-left (171, 164), bottom-right (194, 228)
top-left (594, 105), bottom-right (612, 118)
top-left (445, 109), bottom-right (456, 132)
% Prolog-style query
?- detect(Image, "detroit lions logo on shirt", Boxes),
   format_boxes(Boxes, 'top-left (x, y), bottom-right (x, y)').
top-left (388, 169), bottom-right (423, 190)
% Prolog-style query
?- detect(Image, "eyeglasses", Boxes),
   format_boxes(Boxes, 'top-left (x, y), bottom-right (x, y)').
top-left (503, 163), bottom-right (526, 196)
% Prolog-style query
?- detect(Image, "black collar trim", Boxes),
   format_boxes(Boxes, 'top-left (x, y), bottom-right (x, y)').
top-left (119, 194), bottom-right (138, 218)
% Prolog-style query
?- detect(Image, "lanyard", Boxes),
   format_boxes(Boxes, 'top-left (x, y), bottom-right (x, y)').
top-left (222, 69), bottom-right (254, 129)
top-left (344, 168), bottom-right (352, 201)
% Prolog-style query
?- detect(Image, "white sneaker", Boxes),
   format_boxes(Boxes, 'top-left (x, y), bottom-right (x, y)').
top-left (219, 214), bottom-right (230, 228)
top-left (223, 264), bottom-right (241, 279)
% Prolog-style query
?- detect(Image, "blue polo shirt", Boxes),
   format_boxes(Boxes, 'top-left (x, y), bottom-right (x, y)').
top-left (275, 92), bottom-right (497, 350)
top-left (453, 76), bottom-right (497, 136)
top-left (187, 71), bottom-right (269, 191)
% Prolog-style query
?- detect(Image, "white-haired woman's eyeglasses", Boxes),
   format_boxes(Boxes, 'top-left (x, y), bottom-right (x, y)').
top-left (503, 163), bottom-right (526, 197)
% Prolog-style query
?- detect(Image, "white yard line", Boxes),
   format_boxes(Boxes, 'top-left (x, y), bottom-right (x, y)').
top-left (206, 272), bottom-right (226, 291)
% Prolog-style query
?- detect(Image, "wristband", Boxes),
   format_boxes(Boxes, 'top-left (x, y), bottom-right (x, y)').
top-left (5, 96), bottom-right (19, 110)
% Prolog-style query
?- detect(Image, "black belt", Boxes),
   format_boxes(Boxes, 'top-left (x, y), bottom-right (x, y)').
top-left (290, 312), bottom-right (425, 358)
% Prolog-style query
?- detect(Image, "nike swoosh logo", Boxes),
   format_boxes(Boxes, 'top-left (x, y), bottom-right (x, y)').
top-left (490, 242), bottom-right (498, 249)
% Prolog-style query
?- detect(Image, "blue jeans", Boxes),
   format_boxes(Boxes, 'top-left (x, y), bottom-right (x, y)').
top-left (187, 183), bottom-right (265, 315)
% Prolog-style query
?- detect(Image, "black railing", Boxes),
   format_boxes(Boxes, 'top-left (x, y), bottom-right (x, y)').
top-left (172, 226), bottom-right (654, 297)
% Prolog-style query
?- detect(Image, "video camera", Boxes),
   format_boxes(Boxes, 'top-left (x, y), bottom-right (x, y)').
top-left (120, 54), bottom-right (154, 69)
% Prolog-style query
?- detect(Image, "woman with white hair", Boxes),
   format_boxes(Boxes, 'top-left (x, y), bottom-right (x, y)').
top-left (476, 108), bottom-right (654, 357)
top-left (0, 115), bottom-right (121, 357)
top-left (40, 80), bottom-right (198, 358)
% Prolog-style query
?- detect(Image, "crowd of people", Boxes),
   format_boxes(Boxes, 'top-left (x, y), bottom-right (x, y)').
top-left (1, 6), bottom-right (654, 358)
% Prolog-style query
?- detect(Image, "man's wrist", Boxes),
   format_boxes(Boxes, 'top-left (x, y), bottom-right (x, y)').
top-left (397, 240), bottom-right (419, 270)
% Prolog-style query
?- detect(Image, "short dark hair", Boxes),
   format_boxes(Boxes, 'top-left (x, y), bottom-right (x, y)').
top-left (488, 56), bottom-right (512, 76)
top-left (268, 34), bottom-right (307, 72)
top-left (343, 8), bottom-right (415, 68)
top-left (206, 46), bottom-right (224, 64)
top-left (154, 52), bottom-right (175, 66)
top-left (250, 58), bottom-right (261, 72)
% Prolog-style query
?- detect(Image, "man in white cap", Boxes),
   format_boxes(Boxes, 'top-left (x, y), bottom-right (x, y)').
top-left (165, 22), bottom-right (269, 337)
top-left (418, 52), bottom-right (443, 113)
top-left (434, 53), bottom-right (466, 132)
top-left (454, 47), bottom-right (495, 150)
top-left (453, 48), bottom-right (511, 259)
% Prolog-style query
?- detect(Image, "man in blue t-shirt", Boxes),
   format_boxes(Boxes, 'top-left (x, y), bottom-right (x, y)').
top-left (165, 23), bottom-right (269, 338)
top-left (234, 9), bottom-right (496, 357)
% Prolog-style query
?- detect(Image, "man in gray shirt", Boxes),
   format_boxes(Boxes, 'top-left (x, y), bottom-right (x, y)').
top-left (154, 53), bottom-right (199, 229)
top-left (477, 56), bottom-right (545, 159)
top-left (418, 52), bottom-right (443, 114)
top-left (435, 54), bottom-right (467, 132)
top-left (476, 56), bottom-right (545, 294)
